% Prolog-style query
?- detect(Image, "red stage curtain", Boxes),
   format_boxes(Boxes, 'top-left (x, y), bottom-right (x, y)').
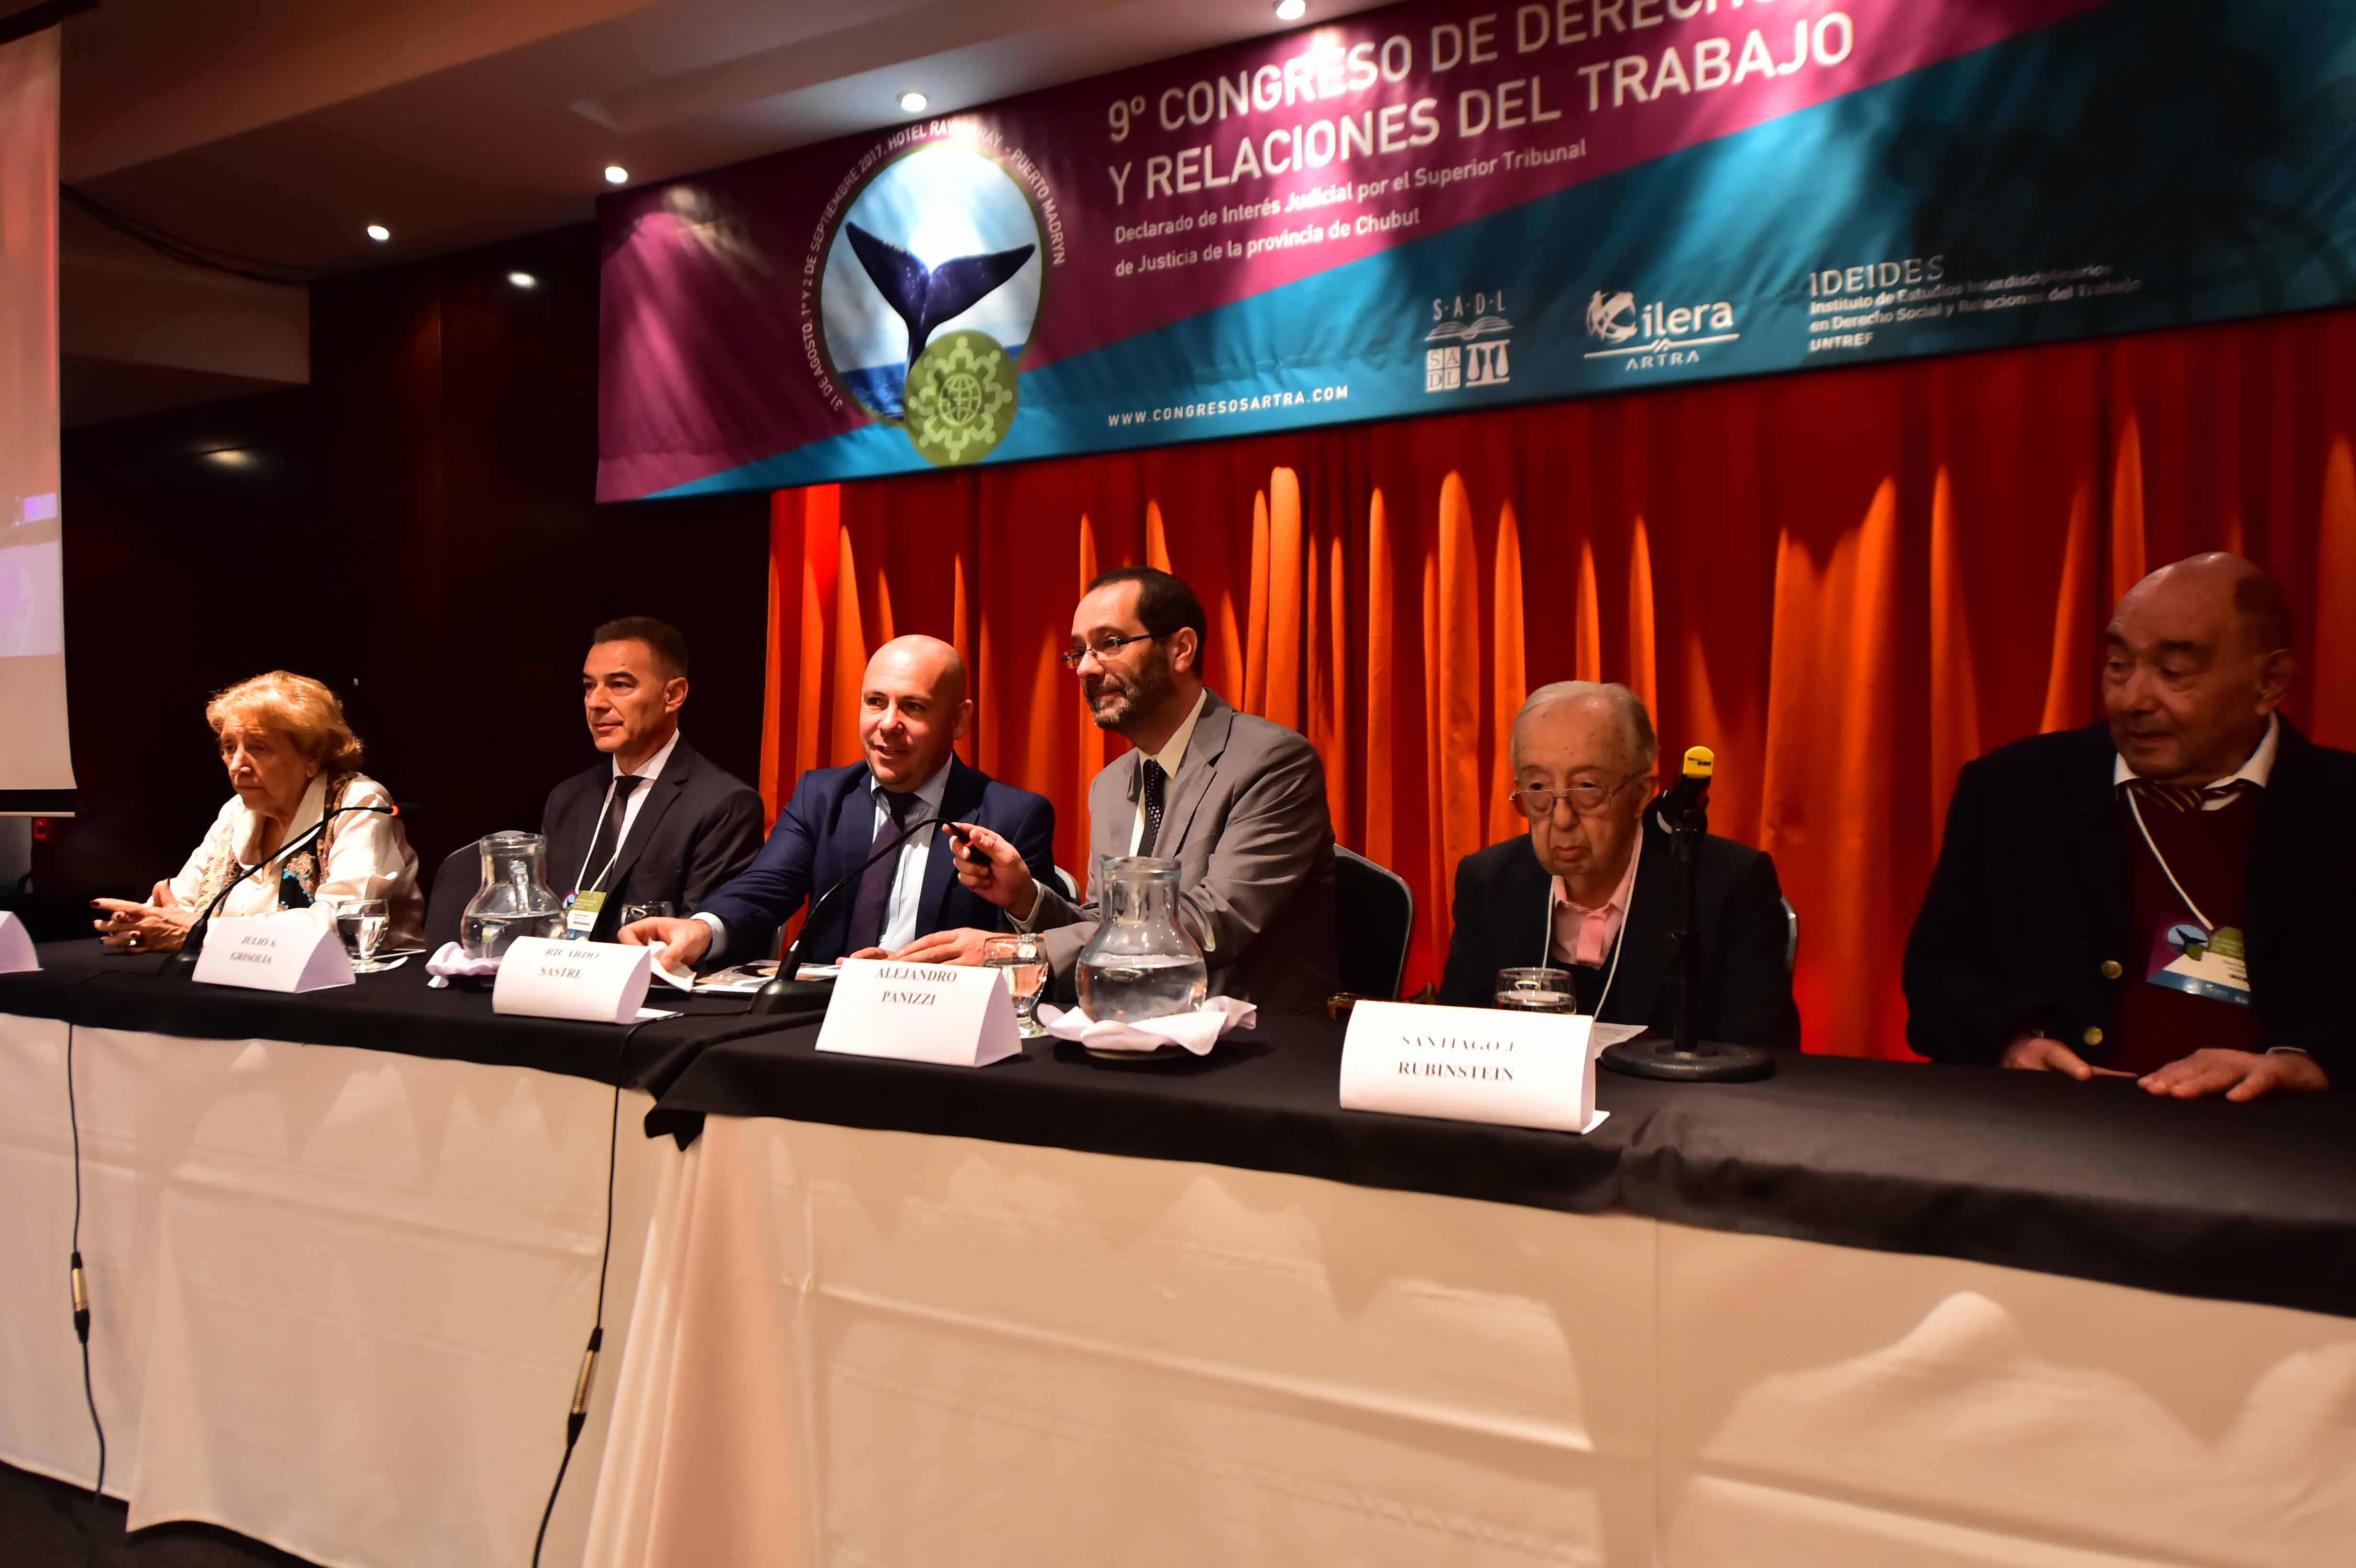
top-left (756, 306), bottom-right (2356, 1059)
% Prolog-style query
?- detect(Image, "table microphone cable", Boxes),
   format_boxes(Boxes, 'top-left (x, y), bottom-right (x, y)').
top-left (529, 995), bottom-right (760, 1567)
top-left (62, 966), bottom-right (120, 1504)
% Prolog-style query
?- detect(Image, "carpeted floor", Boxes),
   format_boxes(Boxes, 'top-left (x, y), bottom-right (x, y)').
top-left (0, 1463), bottom-right (321, 1568)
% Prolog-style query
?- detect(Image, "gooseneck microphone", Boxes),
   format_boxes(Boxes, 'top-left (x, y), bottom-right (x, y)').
top-left (164, 801), bottom-right (399, 976)
top-left (1599, 745), bottom-right (1774, 1084)
top-left (748, 809), bottom-right (960, 1015)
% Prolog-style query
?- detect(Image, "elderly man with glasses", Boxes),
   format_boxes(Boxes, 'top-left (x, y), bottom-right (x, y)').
top-left (947, 566), bottom-right (1341, 1013)
top-left (1436, 681), bottom-right (1800, 1049)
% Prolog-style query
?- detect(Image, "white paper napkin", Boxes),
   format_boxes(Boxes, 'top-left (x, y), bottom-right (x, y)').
top-left (1036, 996), bottom-right (1257, 1056)
top-left (425, 941), bottom-right (501, 988)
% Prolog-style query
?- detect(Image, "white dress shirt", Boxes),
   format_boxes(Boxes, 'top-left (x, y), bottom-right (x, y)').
top-left (1010, 689), bottom-right (1209, 933)
top-left (1127, 688), bottom-right (1210, 855)
top-left (871, 759), bottom-right (953, 952)
top-left (575, 727), bottom-right (682, 894)
top-left (691, 757), bottom-right (951, 959)
top-left (169, 771), bottom-right (425, 946)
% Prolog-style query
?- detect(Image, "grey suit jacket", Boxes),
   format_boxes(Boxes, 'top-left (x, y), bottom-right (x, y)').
top-left (1030, 691), bottom-right (1340, 1015)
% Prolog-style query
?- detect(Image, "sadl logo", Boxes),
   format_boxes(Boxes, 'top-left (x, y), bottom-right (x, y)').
top-left (1584, 289), bottom-right (1739, 370)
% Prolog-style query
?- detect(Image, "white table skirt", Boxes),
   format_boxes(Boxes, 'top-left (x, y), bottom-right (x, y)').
top-left (588, 1113), bottom-right (2356, 1568)
top-left (0, 1014), bottom-right (669, 1568)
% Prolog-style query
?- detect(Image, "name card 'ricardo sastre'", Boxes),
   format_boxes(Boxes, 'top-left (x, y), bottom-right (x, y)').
top-left (817, 958), bottom-right (1021, 1067)
top-left (1340, 1000), bottom-right (1606, 1134)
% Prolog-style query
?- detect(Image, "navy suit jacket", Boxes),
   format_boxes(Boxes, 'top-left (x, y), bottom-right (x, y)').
top-left (694, 756), bottom-right (1058, 968)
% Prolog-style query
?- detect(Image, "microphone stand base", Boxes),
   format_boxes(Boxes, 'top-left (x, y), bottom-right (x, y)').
top-left (1599, 1038), bottom-right (1775, 1083)
top-left (750, 976), bottom-right (835, 1016)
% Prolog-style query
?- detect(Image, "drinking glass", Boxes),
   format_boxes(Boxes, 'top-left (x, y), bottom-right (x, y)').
top-left (982, 932), bottom-right (1050, 1038)
top-left (1494, 966), bottom-right (1576, 1013)
top-left (334, 897), bottom-right (394, 973)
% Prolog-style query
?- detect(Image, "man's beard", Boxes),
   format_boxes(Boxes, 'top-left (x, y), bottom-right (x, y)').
top-left (1087, 651), bottom-right (1174, 733)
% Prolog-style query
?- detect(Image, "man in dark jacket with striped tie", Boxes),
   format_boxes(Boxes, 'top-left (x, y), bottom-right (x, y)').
top-left (1904, 554), bottom-right (2352, 1100)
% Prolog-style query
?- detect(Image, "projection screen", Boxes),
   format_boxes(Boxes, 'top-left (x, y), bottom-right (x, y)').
top-left (0, 18), bottom-right (72, 813)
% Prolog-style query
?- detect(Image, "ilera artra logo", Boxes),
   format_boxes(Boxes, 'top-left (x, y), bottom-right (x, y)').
top-left (1584, 288), bottom-right (1739, 371)
top-left (1586, 290), bottom-right (1637, 343)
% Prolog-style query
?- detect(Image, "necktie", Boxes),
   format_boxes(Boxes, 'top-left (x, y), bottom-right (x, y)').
top-left (844, 788), bottom-right (915, 954)
top-left (2125, 776), bottom-right (2253, 814)
top-left (1136, 758), bottom-right (1168, 856)
top-left (583, 774), bottom-right (643, 891)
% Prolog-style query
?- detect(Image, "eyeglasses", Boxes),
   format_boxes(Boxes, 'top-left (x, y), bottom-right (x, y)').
top-left (1058, 631), bottom-right (1162, 670)
top-left (1507, 769), bottom-right (1648, 819)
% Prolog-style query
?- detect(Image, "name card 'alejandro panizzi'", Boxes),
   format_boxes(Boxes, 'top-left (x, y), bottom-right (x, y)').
top-left (818, 958), bottom-right (1022, 1067)
top-left (1340, 1000), bottom-right (1606, 1134)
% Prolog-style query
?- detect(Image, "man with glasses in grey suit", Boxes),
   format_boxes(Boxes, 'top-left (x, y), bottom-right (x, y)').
top-left (946, 566), bottom-right (1340, 1014)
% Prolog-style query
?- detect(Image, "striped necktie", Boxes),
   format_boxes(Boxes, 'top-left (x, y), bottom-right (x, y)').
top-left (2124, 776), bottom-right (2253, 814)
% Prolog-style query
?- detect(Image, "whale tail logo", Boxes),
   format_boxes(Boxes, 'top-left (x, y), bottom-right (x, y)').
top-left (844, 223), bottom-right (1036, 364)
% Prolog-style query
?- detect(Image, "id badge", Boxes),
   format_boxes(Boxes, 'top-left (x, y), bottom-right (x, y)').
top-left (2146, 919), bottom-right (2253, 1007)
top-left (563, 889), bottom-right (606, 938)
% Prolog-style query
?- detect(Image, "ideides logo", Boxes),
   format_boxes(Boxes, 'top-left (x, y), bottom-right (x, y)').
top-left (1583, 289), bottom-right (1739, 371)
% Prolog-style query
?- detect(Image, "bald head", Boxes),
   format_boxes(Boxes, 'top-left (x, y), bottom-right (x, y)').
top-left (1510, 681), bottom-right (1658, 773)
top-left (2117, 553), bottom-right (2291, 658)
top-left (859, 635), bottom-right (971, 789)
top-left (867, 635), bottom-right (967, 706)
top-left (2105, 553), bottom-right (2297, 785)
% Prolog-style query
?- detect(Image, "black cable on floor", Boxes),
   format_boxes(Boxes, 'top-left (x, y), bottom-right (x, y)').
top-left (529, 998), bottom-right (755, 1566)
top-left (63, 968), bottom-right (112, 1504)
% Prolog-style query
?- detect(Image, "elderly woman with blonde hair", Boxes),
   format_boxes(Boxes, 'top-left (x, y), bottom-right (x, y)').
top-left (91, 672), bottom-right (423, 952)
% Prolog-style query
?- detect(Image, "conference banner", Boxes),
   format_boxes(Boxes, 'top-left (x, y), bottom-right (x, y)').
top-left (597, 0), bottom-right (2356, 500)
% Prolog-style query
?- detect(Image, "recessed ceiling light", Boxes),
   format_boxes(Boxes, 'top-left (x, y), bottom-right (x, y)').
top-left (365, 223), bottom-right (390, 242)
top-left (1274, 0), bottom-right (1306, 19)
top-left (203, 447), bottom-right (253, 468)
top-left (899, 90), bottom-right (928, 114)
top-left (507, 271), bottom-right (538, 289)
top-left (603, 164), bottom-right (630, 185)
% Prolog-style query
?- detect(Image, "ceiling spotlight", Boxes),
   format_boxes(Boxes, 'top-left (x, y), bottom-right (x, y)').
top-left (365, 223), bottom-right (390, 242)
top-left (898, 90), bottom-right (928, 114)
top-left (507, 271), bottom-right (538, 289)
top-left (603, 164), bottom-right (629, 185)
top-left (202, 447), bottom-right (253, 468)
top-left (1274, 0), bottom-right (1306, 19)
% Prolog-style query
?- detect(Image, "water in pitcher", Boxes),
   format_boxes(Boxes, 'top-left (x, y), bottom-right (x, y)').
top-left (462, 909), bottom-right (564, 958)
top-left (1078, 952), bottom-right (1207, 1023)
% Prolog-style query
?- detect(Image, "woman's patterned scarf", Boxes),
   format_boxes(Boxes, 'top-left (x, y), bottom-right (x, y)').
top-left (191, 772), bottom-right (358, 914)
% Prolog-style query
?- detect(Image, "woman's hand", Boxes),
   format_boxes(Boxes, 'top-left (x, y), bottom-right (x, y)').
top-left (91, 885), bottom-right (196, 952)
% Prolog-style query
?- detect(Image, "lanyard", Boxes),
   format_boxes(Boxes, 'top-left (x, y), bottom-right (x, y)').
top-left (575, 776), bottom-right (636, 895)
top-left (2124, 786), bottom-right (2216, 933)
top-left (1541, 825), bottom-right (1640, 1022)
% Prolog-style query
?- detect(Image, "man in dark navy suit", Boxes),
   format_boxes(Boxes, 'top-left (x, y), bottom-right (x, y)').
top-left (540, 617), bottom-right (765, 943)
top-left (619, 635), bottom-right (1056, 969)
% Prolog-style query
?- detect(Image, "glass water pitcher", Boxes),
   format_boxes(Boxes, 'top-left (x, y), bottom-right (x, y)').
top-left (459, 831), bottom-right (566, 959)
top-left (1075, 856), bottom-right (1207, 1023)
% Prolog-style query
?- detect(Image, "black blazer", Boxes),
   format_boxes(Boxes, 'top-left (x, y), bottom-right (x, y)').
top-left (692, 755), bottom-right (1058, 969)
top-left (540, 736), bottom-right (766, 942)
top-left (1437, 812), bottom-right (1801, 1050)
top-left (1903, 719), bottom-right (2356, 1079)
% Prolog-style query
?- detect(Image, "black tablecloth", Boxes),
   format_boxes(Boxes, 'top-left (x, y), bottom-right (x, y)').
top-left (0, 940), bottom-right (784, 1095)
top-left (649, 1022), bottom-right (2356, 1321)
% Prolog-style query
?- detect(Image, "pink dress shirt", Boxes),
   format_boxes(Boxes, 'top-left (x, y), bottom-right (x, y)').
top-left (1550, 849), bottom-right (1639, 968)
